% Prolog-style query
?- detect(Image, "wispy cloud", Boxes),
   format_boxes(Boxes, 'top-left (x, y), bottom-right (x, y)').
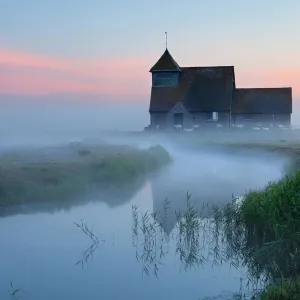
top-left (0, 48), bottom-right (299, 101)
top-left (0, 48), bottom-right (154, 98)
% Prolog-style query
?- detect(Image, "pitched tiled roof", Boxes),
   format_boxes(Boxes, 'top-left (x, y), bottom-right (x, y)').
top-left (149, 49), bottom-right (181, 72)
top-left (149, 66), bottom-right (235, 112)
top-left (233, 88), bottom-right (292, 114)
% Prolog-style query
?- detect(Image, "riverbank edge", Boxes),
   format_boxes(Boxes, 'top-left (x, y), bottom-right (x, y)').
top-left (181, 140), bottom-right (300, 174)
top-left (0, 144), bottom-right (172, 209)
top-left (204, 142), bottom-right (300, 299)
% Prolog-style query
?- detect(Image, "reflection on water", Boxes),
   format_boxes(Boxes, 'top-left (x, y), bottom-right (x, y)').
top-left (132, 204), bottom-right (169, 277)
top-left (131, 196), bottom-right (265, 297)
top-left (0, 177), bottom-right (146, 218)
top-left (0, 150), bottom-right (285, 299)
top-left (74, 220), bottom-right (105, 268)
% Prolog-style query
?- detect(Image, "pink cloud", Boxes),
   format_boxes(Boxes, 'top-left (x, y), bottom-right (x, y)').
top-left (1, 48), bottom-right (299, 103)
top-left (0, 48), bottom-right (154, 98)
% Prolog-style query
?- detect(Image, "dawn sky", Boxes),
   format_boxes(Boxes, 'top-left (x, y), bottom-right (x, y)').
top-left (1, 0), bottom-right (300, 101)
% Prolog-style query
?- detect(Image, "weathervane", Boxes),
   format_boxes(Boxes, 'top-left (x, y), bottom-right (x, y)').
top-left (165, 32), bottom-right (168, 49)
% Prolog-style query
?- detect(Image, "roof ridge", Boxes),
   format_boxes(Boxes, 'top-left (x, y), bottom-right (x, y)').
top-left (236, 87), bottom-right (292, 90)
top-left (182, 66), bottom-right (234, 69)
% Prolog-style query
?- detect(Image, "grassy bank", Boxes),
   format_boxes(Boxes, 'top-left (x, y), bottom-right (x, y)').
top-left (0, 144), bottom-right (171, 209)
top-left (129, 136), bottom-right (300, 298)
top-left (211, 141), bottom-right (300, 174)
top-left (163, 132), bottom-right (300, 175)
top-left (218, 171), bottom-right (300, 298)
top-left (177, 138), bottom-right (300, 298)
top-left (260, 277), bottom-right (300, 300)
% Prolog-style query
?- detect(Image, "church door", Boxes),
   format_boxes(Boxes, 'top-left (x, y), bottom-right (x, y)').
top-left (173, 113), bottom-right (183, 126)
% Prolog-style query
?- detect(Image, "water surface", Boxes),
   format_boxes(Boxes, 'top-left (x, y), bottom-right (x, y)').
top-left (0, 148), bottom-right (285, 299)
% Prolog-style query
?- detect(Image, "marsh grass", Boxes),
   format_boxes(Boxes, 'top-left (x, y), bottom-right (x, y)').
top-left (171, 137), bottom-right (300, 297)
top-left (10, 281), bottom-right (22, 300)
top-left (205, 171), bottom-right (300, 298)
top-left (132, 169), bottom-right (300, 298)
top-left (0, 144), bottom-right (171, 208)
top-left (230, 172), bottom-right (300, 279)
top-left (175, 193), bottom-right (207, 270)
top-left (132, 195), bottom-right (234, 277)
top-left (74, 219), bottom-right (100, 244)
top-left (260, 277), bottom-right (300, 299)
top-left (131, 195), bottom-right (262, 300)
top-left (74, 219), bottom-right (105, 268)
top-left (132, 203), bottom-right (169, 277)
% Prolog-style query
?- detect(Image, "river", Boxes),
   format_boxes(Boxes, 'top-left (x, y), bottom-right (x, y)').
top-left (0, 145), bottom-right (286, 299)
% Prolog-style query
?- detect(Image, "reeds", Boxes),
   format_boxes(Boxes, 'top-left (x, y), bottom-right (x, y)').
top-left (74, 219), bottom-right (105, 268)
top-left (10, 281), bottom-right (22, 300)
top-left (219, 171), bottom-right (300, 298)
top-left (131, 195), bottom-right (230, 277)
top-left (175, 193), bottom-right (206, 270)
top-left (234, 172), bottom-right (300, 279)
top-left (131, 171), bottom-right (300, 298)
top-left (260, 277), bottom-right (300, 299)
top-left (132, 203), bottom-right (169, 277)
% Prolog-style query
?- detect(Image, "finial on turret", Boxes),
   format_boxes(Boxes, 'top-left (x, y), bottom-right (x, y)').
top-left (165, 32), bottom-right (168, 49)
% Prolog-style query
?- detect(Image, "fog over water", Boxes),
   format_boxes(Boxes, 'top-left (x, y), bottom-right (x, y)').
top-left (0, 99), bottom-right (296, 299)
top-left (0, 98), bottom-right (299, 148)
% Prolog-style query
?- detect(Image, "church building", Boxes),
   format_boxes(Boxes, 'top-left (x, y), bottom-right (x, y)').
top-left (148, 48), bottom-right (292, 130)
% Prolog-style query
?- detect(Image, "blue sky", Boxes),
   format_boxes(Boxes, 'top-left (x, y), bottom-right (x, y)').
top-left (0, 0), bottom-right (299, 98)
top-left (1, 0), bottom-right (299, 60)
top-left (0, 0), bottom-right (299, 129)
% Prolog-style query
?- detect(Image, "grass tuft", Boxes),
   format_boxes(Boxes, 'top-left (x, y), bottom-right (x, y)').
top-left (260, 277), bottom-right (300, 299)
top-left (215, 170), bottom-right (300, 297)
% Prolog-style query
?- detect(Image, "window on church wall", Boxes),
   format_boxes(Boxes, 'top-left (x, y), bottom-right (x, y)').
top-left (152, 72), bottom-right (178, 87)
top-left (206, 112), bottom-right (218, 121)
top-left (244, 115), bottom-right (253, 121)
top-left (212, 112), bottom-right (218, 121)
top-left (173, 113), bottom-right (183, 126)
